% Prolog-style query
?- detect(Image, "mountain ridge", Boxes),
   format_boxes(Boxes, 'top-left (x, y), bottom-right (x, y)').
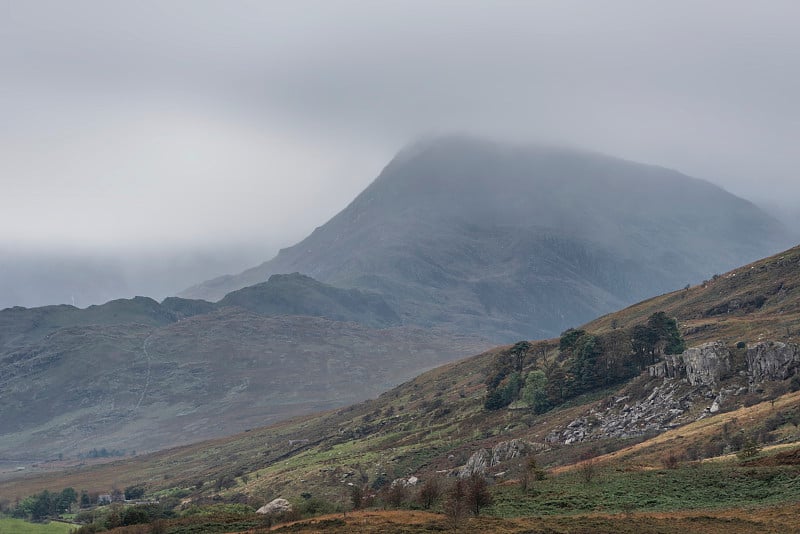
top-left (0, 273), bottom-right (488, 460)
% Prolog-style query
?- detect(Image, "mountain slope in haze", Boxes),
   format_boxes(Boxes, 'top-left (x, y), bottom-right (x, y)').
top-left (10, 244), bottom-right (800, 519)
top-left (1, 272), bottom-right (396, 352)
top-left (181, 137), bottom-right (792, 341)
top-left (0, 276), bottom-right (487, 460)
top-left (218, 273), bottom-right (399, 327)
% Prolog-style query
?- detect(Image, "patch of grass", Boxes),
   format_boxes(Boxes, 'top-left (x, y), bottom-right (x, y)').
top-left (489, 460), bottom-right (800, 517)
top-left (0, 517), bottom-right (74, 534)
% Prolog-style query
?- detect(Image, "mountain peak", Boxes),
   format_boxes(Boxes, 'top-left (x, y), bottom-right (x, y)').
top-left (180, 139), bottom-right (791, 341)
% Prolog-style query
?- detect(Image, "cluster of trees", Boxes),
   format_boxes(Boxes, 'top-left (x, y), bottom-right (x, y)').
top-left (78, 447), bottom-right (128, 459)
top-left (485, 312), bottom-right (685, 412)
top-left (11, 488), bottom-right (76, 521)
top-left (73, 503), bottom-right (175, 533)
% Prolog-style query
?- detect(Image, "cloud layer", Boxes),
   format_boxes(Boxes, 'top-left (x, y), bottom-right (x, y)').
top-left (2, 1), bottom-right (798, 304)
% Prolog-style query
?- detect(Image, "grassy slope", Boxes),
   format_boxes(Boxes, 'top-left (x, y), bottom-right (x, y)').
top-left (0, 308), bottom-right (488, 460)
top-left (257, 504), bottom-right (800, 534)
top-left (583, 244), bottom-right (800, 345)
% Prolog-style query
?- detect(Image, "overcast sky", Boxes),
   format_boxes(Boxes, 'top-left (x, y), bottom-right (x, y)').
top-left (2, 1), bottom-right (799, 305)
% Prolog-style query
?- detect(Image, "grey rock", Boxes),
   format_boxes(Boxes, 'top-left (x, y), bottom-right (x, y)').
top-left (682, 342), bottom-right (731, 387)
top-left (256, 498), bottom-right (292, 515)
top-left (746, 341), bottom-right (800, 386)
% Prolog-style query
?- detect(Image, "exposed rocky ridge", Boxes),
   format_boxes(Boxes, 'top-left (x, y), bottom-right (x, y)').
top-left (558, 340), bottom-right (800, 445)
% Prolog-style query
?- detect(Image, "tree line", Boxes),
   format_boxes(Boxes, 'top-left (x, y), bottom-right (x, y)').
top-left (485, 312), bottom-right (685, 412)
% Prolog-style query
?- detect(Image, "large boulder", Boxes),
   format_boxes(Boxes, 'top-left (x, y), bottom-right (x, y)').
top-left (256, 498), bottom-right (292, 515)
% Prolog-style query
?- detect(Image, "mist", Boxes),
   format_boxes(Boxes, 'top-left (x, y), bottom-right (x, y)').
top-left (2, 1), bottom-right (799, 308)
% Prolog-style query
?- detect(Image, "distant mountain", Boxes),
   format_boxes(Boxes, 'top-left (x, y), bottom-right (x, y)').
top-left (181, 137), bottom-right (792, 341)
top-left (0, 284), bottom-right (487, 460)
top-left (0, 246), bottom-right (268, 310)
top-left (0, 273), bottom-right (397, 351)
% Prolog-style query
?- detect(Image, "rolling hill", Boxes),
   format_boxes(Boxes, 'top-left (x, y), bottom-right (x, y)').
top-left (0, 276), bottom-right (488, 461)
top-left (182, 136), bottom-right (792, 341)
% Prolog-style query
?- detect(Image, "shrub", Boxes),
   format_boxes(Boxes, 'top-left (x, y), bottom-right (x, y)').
top-left (661, 451), bottom-right (681, 469)
top-left (737, 438), bottom-right (762, 460)
top-left (124, 485), bottom-right (146, 500)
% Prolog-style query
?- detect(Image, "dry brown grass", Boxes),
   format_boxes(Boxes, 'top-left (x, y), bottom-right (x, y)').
top-left (549, 389), bottom-right (800, 475)
top-left (227, 502), bottom-right (800, 533)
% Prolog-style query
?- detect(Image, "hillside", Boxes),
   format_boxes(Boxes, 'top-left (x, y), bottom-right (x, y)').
top-left (181, 137), bottom-right (792, 341)
top-left (0, 278), bottom-right (487, 461)
top-left (5, 244), bottom-right (800, 533)
top-left (217, 273), bottom-right (399, 328)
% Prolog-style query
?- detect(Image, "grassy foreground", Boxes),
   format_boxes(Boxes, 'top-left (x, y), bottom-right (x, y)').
top-left (0, 517), bottom-right (74, 534)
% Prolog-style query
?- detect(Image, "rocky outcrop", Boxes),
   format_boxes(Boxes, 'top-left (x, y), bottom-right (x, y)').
top-left (256, 498), bottom-right (292, 515)
top-left (649, 342), bottom-right (730, 386)
top-left (456, 439), bottom-right (538, 477)
top-left (562, 340), bottom-right (799, 445)
top-left (649, 340), bottom-right (800, 390)
top-left (682, 342), bottom-right (731, 386)
top-left (391, 476), bottom-right (419, 488)
top-left (747, 341), bottom-right (800, 386)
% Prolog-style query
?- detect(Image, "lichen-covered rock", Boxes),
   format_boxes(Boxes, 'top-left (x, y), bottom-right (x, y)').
top-left (256, 498), bottom-right (292, 515)
top-left (747, 341), bottom-right (800, 385)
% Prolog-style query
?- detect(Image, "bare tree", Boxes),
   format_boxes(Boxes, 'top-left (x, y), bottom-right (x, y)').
top-left (465, 473), bottom-right (493, 516)
top-left (443, 479), bottom-right (468, 529)
top-left (416, 477), bottom-right (442, 509)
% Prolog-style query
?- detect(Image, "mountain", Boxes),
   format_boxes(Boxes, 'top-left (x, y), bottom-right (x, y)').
top-left (0, 277), bottom-right (488, 461)
top-left (6, 245), bottom-right (800, 534)
top-left (181, 137), bottom-right (792, 341)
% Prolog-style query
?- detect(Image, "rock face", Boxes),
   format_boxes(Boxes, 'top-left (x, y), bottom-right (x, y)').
top-left (256, 498), bottom-right (292, 515)
top-left (648, 342), bottom-right (731, 386)
top-left (747, 341), bottom-right (800, 385)
top-left (561, 340), bottom-right (800, 445)
top-left (682, 342), bottom-right (732, 386)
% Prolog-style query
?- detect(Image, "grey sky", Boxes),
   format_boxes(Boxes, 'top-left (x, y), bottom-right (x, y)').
top-left (2, 1), bottom-right (799, 305)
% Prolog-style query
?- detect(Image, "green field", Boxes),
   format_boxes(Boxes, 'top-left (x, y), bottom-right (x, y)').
top-left (490, 461), bottom-right (800, 517)
top-left (0, 517), bottom-right (74, 534)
